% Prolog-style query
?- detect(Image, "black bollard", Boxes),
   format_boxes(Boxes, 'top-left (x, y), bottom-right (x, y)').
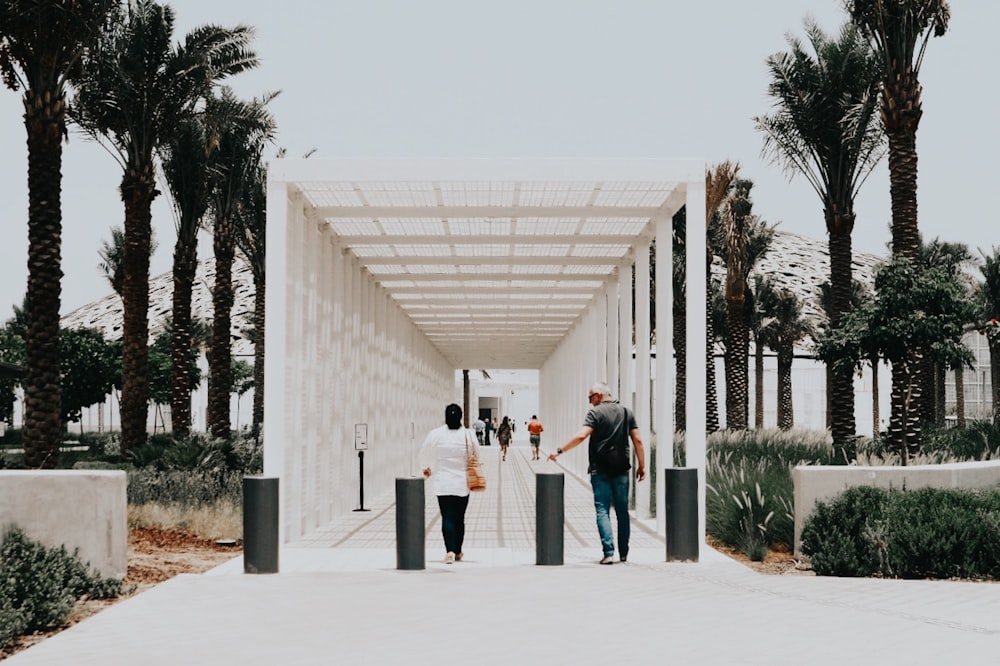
top-left (664, 467), bottom-right (699, 562)
top-left (396, 477), bottom-right (425, 570)
top-left (243, 476), bottom-right (279, 574)
top-left (536, 472), bottom-right (564, 565)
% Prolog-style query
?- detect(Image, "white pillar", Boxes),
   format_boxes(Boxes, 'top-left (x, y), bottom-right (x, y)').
top-left (635, 240), bottom-right (652, 520)
top-left (618, 263), bottom-right (633, 411)
top-left (263, 179), bottom-right (289, 541)
top-left (607, 276), bottom-right (620, 397)
top-left (655, 214), bottom-right (674, 534)
top-left (686, 178), bottom-right (708, 554)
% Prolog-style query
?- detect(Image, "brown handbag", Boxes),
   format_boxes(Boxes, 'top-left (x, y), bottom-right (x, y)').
top-left (465, 430), bottom-right (487, 492)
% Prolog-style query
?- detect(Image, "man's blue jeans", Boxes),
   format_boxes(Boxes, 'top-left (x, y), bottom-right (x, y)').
top-left (590, 472), bottom-right (630, 558)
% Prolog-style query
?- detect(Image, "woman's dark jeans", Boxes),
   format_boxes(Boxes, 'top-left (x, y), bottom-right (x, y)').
top-left (437, 495), bottom-right (470, 554)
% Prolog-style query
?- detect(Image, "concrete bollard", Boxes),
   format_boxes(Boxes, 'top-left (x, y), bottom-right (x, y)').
top-left (243, 476), bottom-right (279, 574)
top-left (536, 472), bottom-right (564, 565)
top-left (396, 477), bottom-right (425, 570)
top-left (664, 467), bottom-right (699, 562)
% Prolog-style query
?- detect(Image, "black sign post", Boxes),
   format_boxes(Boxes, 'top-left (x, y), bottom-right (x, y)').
top-left (354, 423), bottom-right (370, 512)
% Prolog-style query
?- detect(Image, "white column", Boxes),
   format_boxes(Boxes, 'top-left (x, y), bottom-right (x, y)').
top-left (607, 276), bottom-right (620, 397)
top-left (618, 264), bottom-right (633, 411)
top-left (686, 177), bottom-right (707, 554)
top-left (263, 180), bottom-right (289, 540)
top-left (655, 214), bottom-right (674, 534)
top-left (635, 240), bottom-right (652, 520)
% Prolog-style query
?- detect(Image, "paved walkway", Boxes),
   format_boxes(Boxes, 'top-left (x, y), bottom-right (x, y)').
top-left (7, 446), bottom-right (1000, 665)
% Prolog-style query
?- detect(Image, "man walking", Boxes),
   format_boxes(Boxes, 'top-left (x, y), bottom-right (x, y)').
top-left (472, 416), bottom-right (485, 445)
top-left (548, 382), bottom-right (645, 564)
top-left (527, 415), bottom-right (544, 460)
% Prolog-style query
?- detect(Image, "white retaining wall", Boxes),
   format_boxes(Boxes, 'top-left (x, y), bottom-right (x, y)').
top-left (792, 461), bottom-right (1000, 556)
top-left (0, 470), bottom-right (127, 579)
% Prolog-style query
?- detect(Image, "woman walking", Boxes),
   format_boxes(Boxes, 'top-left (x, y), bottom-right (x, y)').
top-left (420, 403), bottom-right (479, 563)
top-left (497, 415), bottom-right (512, 461)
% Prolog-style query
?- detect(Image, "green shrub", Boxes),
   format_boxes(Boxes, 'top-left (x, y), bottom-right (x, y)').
top-left (921, 421), bottom-right (1000, 462)
top-left (127, 432), bottom-right (261, 475)
top-left (127, 469), bottom-right (244, 508)
top-left (801, 486), bottom-right (1000, 579)
top-left (78, 431), bottom-right (121, 458)
top-left (0, 527), bottom-right (122, 649)
top-left (884, 488), bottom-right (1000, 579)
top-left (801, 486), bottom-right (888, 576)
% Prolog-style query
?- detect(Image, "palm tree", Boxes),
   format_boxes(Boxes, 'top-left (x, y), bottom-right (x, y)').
top-left (977, 248), bottom-right (1000, 426)
top-left (159, 116), bottom-right (213, 435)
top-left (848, 0), bottom-right (949, 261)
top-left (205, 89), bottom-right (276, 439)
top-left (0, 0), bottom-right (115, 467)
top-left (765, 289), bottom-right (813, 430)
top-left (704, 162), bottom-right (739, 433)
top-left (720, 181), bottom-right (772, 431)
top-left (71, 1), bottom-right (257, 454)
top-left (755, 18), bottom-right (884, 460)
top-left (848, 0), bottom-right (950, 453)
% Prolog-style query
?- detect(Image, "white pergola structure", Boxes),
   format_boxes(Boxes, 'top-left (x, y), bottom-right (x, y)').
top-left (264, 158), bottom-right (707, 552)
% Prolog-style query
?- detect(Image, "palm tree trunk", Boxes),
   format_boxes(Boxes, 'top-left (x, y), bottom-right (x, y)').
top-left (252, 275), bottom-right (265, 432)
top-left (705, 255), bottom-right (719, 433)
top-left (754, 338), bottom-right (764, 429)
top-left (208, 218), bottom-right (236, 439)
top-left (934, 361), bottom-right (946, 425)
top-left (888, 352), bottom-right (922, 462)
top-left (886, 108), bottom-right (923, 451)
top-left (777, 341), bottom-right (793, 430)
top-left (170, 240), bottom-right (197, 434)
top-left (22, 88), bottom-right (66, 468)
top-left (955, 363), bottom-right (966, 429)
top-left (725, 296), bottom-right (748, 431)
top-left (827, 214), bottom-right (857, 460)
top-left (990, 339), bottom-right (1000, 427)
top-left (673, 302), bottom-right (686, 432)
top-left (119, 170), bottom-right (157, 457)
top-left (871, 354), bottom-right (880, 437)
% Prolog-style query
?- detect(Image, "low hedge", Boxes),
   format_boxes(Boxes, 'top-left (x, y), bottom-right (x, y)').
top-left (0, 527), bottom-right (123, 649)
top-left (801, 485), bottom-right (1000, 580)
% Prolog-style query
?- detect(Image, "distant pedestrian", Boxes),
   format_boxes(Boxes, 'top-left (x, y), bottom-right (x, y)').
top-left (484, 416), bottom-right (493, 446)
top-left (527, 415), bottom-right (544, 460)
top-left (472, 416), bottom-right (485, 445)
top-left (497, 416), bottom-right (512, 461)
top-left (548, 382), bottom-right (645, 564)
top-left (421, 403), bottom-right (479, 564)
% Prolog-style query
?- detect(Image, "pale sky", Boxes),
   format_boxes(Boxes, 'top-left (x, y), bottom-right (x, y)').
top-left (1, 0), bottom-right (996, 319)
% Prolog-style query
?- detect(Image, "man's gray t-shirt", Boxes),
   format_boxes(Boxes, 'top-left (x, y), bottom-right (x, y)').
top-left (584, 400), bottom-right (636, 475)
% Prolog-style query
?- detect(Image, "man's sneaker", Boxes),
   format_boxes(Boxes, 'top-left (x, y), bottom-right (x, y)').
top-left (599, 555), bottom-right (614, 565)
top-left (620, 556), bottom-right (627, 563)
top-left (455, 552), bottom-right (463, 561)
top-left (445, 552), bottom-right (456, 564)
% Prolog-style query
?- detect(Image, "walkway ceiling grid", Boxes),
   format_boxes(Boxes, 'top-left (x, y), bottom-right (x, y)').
top-left (271, 159), bottom-right (697, 370)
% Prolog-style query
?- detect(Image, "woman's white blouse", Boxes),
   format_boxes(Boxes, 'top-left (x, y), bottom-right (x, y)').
top-left (419, 425), bottom-right (479, 497)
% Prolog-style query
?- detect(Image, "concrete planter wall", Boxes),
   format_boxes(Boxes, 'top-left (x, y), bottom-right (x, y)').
top-left (792, 461), bottom-right (1000, 557)
top-left (0, 470), bottom-right (127, 579)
